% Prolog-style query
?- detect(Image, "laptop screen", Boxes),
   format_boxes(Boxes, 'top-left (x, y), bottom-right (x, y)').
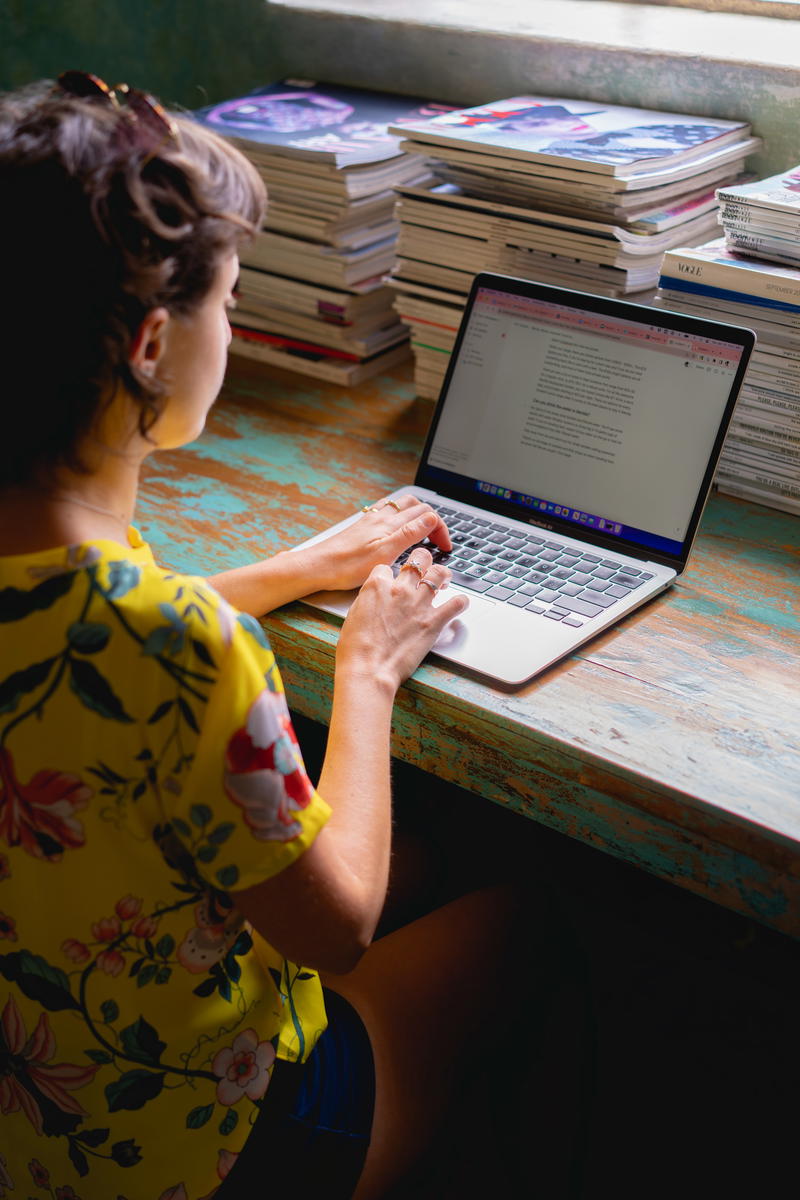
top-left (417, 275), bottom-right (753, 564)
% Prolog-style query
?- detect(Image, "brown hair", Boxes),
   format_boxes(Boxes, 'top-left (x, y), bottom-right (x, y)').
top-left (0, 80), bottom-right (266, 486)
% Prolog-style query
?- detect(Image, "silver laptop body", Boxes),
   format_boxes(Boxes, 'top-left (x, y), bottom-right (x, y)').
top-left (293, 273), bottom-right (754, 687)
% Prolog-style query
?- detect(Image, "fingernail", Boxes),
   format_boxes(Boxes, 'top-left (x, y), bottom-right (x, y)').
top-left (421, 512), bottom-right (436, 526)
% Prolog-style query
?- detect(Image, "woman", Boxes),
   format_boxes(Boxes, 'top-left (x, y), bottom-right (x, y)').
top-left (0, 76), bottom-right (523, 1200)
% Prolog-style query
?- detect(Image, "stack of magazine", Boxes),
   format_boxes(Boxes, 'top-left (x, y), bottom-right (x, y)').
top-left (655, 234), bottom-right (800, 516)
top-left (386, 96), bottom-right (759, 399)
top-left (192, 80), bottom-right (452, 384)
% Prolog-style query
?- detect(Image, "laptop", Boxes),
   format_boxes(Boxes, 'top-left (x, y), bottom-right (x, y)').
top-left (293, 272), bottom-right (754, 686)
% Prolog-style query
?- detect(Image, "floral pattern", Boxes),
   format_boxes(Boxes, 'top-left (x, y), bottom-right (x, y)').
top-left (0, 537), bottom-right (331, 1199)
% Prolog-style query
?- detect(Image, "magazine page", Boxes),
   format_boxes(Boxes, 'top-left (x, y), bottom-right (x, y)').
top-left (718, 165), bottom-right (800, 213)
top-left (389, 95), bottom-right (750, 176)
top-left (193, 78), bottom-right (454, 166)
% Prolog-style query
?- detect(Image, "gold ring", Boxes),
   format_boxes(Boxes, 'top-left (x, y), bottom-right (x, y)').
top-left (417, 578), bottom-right (439, 593)
top-left (401, 559), bottom-right (425, 579)
top-left (380, 499), bottom-right (402, 511)
top-left (361, 504), bottom-right (378, 513)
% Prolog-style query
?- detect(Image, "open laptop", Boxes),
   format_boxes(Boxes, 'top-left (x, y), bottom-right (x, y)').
top-left (294, 272), bottom-right (754, 686)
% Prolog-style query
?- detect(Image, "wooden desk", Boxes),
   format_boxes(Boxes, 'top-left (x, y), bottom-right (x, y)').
top-left (140, 358), bottom-right (800, 938)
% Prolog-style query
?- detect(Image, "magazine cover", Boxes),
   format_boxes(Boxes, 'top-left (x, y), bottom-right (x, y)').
top-left (390, 96), bottom-right (750, 176)
top-left (192, 78), bottom-right (454, 167)
top-left (718, 166), bottom-right (800, 213)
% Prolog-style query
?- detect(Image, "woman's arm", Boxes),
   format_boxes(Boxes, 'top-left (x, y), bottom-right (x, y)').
top-left (232, 548), bottom-right (468, 973)
top-left (207, 494), bottom-right (451, 615)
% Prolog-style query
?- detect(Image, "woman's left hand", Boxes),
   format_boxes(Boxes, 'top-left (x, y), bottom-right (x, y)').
top-left (299, 493), bottom-right (453, 593)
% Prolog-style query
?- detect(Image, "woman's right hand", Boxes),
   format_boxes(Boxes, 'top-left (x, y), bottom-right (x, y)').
top-left (335, 547), bottom-right (469, 693)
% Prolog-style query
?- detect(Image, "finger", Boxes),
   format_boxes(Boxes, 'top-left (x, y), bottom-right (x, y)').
top-left (399, 501), bottom-right (451, 552)
top-left (378, 492), bottom-right (417, 512)
top-left (389, 508), bottom-right (449, 556)
top-left (415, 563), bottom-right (451, 596)
top-left (398, 547), bottom-right (433, 585)
top-left (431, 590), bottom-right (470, 625)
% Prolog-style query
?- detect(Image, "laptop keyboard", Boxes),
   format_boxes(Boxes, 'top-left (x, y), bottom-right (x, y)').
top-left (395, 504), bottom-right (654, 628)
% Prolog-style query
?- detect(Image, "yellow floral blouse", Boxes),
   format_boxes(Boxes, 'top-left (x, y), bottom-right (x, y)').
top-left (0, 531), bottom-right (332, 1200)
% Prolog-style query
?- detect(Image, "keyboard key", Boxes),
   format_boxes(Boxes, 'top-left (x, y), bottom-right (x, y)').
top-left (606, 585), bottom-right (630, 599)
top-left (527, 571), bottom-right (552, 585)
top-left (543, 610), bottom-right (564, 620)
top-left (544, 541), bottom-right (563, 550)
top-left (592, 566), bottom-right (615, 580)
top-left (449, 570), bottom-right (492, 592)
top-left (536, 588), bottom-right (560, 603)
top-left (525, 602), bottom-right (546, 614)
top-left (465, 565), bottom-right (488, 577)
top-left (601, 560), bottom-right (621, 569)
top-left (518, 556), bottom-right (537, 568)
top-left (578, 590), bottom-right (615, 609)
top-left (472, 516), bottom-right (491, 527)
top-left (508, 592), bottom-right (532, 607)
top-left (505, 537), bottom-right (526, 550)
top-left (538, 549), bottom-right (560, 562)
top-left (559, 583), bottom-right (583, 596)
top-left (524, 536), bottom-right (545, 547)
top-left (487, 532), bottom-right (509, 544)
top-left (570, 571), bottom-right (593, 586)
top-left (550, 568), bottom-right (574, 581)
top-left (550, 606), bottom-right (569, 616)
top-left (563, 616), bottom-right (585, 628)
top-left (519, 583), bottom-right (542, 597)
top-left (581, 554), bottom-right (601, 563)
top-left (485, 571), bottom-right (508, 584)
top-left (612, 573), bottom-right (644, 588)
top-left (474, 554), bottom-right (494, 566)
top-left (557, 555), bottom-right (580, 568)
top-left (586, 579), bottom-right (611, 592)
top-left (555, 595), bottom-right (603, 618)
top-left (619, 565), bottom-right (640, 575)
top-left (639, 572), bottom-right (654, 580)
top-left (498, 548), bottom-right (519, 561)
top-left (487, 585), bottom-right (514, 601)
top-left (507, 565), bottom-right (529, 578)
top-left (489, 523), bottom-right (510, 532)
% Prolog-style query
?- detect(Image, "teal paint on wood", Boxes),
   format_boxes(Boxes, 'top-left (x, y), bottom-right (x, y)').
top-left (0, 0), bottom-right (279, 109)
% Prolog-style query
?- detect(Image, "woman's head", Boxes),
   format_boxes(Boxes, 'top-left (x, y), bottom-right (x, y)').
top-left (0, 76), bottom-right (266, 486)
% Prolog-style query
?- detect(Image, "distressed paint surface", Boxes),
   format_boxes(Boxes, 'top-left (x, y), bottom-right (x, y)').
top-left (140, 358), bottom-right (800, 936)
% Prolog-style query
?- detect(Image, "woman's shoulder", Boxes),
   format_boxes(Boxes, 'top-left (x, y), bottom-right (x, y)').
top-left (0, 531), bottom-right (248, 663)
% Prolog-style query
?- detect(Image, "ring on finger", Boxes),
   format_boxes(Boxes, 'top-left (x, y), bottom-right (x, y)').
top-left (361, 503), bottom-right (378, 513)
top-left (400, 559), bottom-right (426, 579)
top-left (417, 577), bottom-right (439, 593)
top-left (380, 499), bottom-right (402, 511)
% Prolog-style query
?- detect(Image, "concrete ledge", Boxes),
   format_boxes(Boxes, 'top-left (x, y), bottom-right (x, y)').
top-left (269, 0), bottom-right (800, 175)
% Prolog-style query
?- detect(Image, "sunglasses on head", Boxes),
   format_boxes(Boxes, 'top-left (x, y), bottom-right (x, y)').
top-left (57, 70), bottom-right (179, 163)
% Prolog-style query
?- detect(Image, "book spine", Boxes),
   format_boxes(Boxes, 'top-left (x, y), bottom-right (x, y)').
top-left (660, 250), bottom-right (800, 304)
top-left (657, 272), bottom-right (800, 312)
top-left (716, 191), bottom-right (800, 218)
top-left (720, 207), bottom-right (800, 235)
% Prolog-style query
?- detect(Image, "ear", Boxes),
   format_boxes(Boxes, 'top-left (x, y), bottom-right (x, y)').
top-left (129, 307), bottom-right (171, 377)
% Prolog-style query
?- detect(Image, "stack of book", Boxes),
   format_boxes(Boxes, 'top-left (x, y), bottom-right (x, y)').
top-left (192, 80), bottom-right (452, 384)
top-left (655, 236), bottom-right (800, 515)
top-left (717, 166), bottom-right (800, 267)
top-left (385, 95), bottom-right (759, 399)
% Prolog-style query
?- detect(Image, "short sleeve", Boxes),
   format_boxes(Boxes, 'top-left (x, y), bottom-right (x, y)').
top-left (166, 591), bottom-right (331, 894)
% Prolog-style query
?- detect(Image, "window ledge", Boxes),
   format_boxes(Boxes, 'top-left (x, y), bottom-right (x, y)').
top-left (270, 0), bottom-right (800, 70)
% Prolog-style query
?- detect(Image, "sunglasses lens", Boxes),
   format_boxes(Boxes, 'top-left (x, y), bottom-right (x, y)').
top-left (57, 71), bottom-right (111, 100)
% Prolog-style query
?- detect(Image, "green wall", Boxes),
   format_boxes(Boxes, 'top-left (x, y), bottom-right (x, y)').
top-left (0, 0), bottom-right (280, 109)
